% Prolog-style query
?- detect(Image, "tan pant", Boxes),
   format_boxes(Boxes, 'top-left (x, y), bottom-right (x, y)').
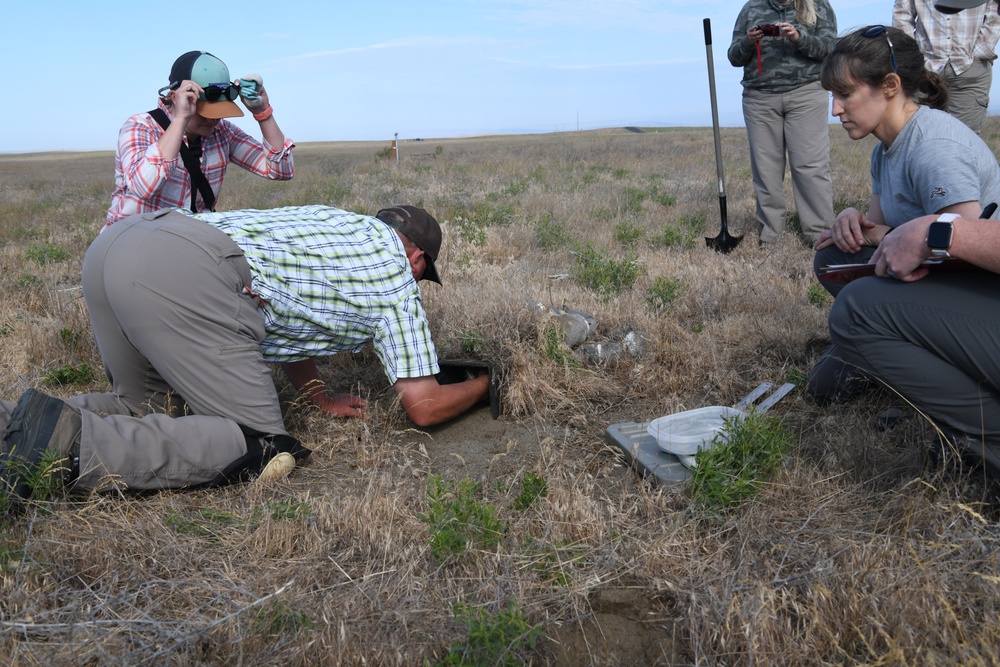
top-left (743, 81), bottom-right (834, 244)
top-left (942, 60), bottom-right (992, 135)
top-left (61, 209), bottom-right (290, 491)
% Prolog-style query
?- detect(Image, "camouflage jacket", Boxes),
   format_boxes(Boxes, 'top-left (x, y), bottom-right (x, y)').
top-left (727, 0), bottom-right (837, 93)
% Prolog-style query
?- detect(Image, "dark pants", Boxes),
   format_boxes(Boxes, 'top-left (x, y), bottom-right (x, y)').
top-left (830, 272), bottom-right (1000, 473)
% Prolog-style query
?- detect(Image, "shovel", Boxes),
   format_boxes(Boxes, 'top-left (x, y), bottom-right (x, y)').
top-left (702, 17), bottom-right (742, 253)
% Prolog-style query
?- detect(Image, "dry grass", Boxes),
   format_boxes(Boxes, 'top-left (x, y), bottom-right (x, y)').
top-left (1, 120), bottom-right (999, 665)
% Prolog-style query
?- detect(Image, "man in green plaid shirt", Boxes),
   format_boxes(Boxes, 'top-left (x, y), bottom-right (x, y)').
top-left (0, 205), bottom-right (488, 501)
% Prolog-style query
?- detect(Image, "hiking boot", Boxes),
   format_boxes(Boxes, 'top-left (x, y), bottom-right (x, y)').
top-left (925, 432), bottom-right (990, 478)
top-left (875, 406), bottom-right (915, 432)
top-left (806, 344), bottom-right (870, 404)
top-left (0, 389), bottom-right (81, 502)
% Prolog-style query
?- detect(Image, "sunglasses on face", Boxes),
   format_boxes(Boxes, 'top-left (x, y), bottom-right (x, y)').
top-left (862, 25), bottom-right (898, 75)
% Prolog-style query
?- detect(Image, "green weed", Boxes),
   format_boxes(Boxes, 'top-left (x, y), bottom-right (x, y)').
top-left (807, 283), bottom-right (831, 308)
top-left (591, 207), bottom-right (615, 222)
top-left (613, 220), bottom-right (645, 248)
top-left (785, 368), bottom-right (807, 387)
top-left (512, 473), bottom-right (548, 511)
top-left (535, 212), bottom-right (570, 250)
top-left (266, 500), bottom-right (311, 522)
top-left (0, 449), bottom-right (68, 506)
top-left (253, 601), bottom-right (312, 636)
top-left (619, 186), bottom-right (649, 216)
top-left (472, 201), bottom-right (516, 227)
top-left (690, 410), bottom-right (794, 517)
top-left (571, 243), bottom-right (642, 300)
top-left (420, 476), bottom-right (506, 563)
top-left (460, 329), bottom-right (485, 355)
top-left (17, 275), bottom-right (42, 289)
top-left (453, 215), bottom-right (487, 247)
top-left (438, 601), bottom-right (544, 667)
top-left (655, 192), bottom-right (677, 207)
top-left (164, 509), bottom-right (245, 537)
top-left (42, 363), bottom-right (96, 388)
top-left (645, 276), bottom-right (687, 313)
top-left (524, 539), bottom-right (586, 587)
top-left (541, 325), bottom-right (578, 367)
top-left (26, 242), bottom-right (70, 265)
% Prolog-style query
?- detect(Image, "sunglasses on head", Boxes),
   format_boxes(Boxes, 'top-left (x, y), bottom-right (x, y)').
top-left (200, 82), bottom-right (239, 102)
top-left (156, 81), bottom-right (239, 101)
top-left (862, 25), bottom-right (898, 75)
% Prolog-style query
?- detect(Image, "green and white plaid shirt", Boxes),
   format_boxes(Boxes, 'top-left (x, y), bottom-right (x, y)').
top-left (194, 205), bottom-right (439, 383)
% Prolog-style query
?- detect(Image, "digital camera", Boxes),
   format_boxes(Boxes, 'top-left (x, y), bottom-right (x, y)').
top-left (756, 24), bottom-right (780, 36)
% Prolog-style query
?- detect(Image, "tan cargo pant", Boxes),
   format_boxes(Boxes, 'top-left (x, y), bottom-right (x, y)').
top-left (14, 209), bottom-right (292, 491)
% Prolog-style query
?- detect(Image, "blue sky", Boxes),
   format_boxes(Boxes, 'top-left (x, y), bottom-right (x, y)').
top-left (1, 0), bottom-right (978, 153)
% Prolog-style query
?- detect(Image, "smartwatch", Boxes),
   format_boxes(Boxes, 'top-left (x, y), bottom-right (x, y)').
top-left (927, 213), bottom-right (958, 259)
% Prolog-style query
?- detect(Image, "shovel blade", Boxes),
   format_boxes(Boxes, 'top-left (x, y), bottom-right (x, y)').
top-left (705, 230), bottom-right (743, 253)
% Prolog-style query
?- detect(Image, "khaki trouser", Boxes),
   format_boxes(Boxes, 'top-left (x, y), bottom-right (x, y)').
top-left (2, 210), bottom-right (290, 491)
top-left (743, 81), bottom-right (835, 244)
top-left (942, 60), bottom-right (992, 135)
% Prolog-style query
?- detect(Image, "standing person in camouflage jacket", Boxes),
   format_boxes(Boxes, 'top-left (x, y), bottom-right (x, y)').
top-left (728, 0), bottom-right (838, 245)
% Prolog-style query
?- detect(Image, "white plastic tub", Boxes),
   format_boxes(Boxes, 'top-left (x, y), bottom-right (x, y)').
top-left (647, 406), bottom-right (745, 456)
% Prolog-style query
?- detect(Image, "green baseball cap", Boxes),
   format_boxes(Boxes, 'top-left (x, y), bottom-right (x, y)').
top-left (167, 51), bottom-right (243, 119)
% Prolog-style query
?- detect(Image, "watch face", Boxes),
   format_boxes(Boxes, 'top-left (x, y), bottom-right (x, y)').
top-left (927, 221), bottom-right (953, 249)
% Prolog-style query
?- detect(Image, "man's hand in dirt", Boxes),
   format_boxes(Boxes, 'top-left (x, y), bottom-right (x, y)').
top-left (315, 393), bottom-right (367, 419)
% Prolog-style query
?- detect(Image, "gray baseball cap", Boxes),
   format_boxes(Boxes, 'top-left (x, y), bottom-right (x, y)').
top-left (934, 0), bottom-right (988, 14)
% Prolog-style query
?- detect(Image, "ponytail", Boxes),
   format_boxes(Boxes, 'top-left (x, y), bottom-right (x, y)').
top-left (918, 70), bottom-right (949, 111)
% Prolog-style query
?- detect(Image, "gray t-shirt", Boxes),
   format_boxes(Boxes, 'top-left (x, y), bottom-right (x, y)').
top-left (871, 106), bottom-right (1000, 226)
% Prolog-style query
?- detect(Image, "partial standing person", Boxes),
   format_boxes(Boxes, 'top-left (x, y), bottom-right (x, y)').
top-left (106, 51), bottom-right (294, 225)
top-left (728, 0), bottom-right (837, 245)
top-left (893, 0), bottom-right (1000, 134)
top-left (808, 24), bottom-right (1000, 401)
top-left (0, 205), bottom-right (489, 505)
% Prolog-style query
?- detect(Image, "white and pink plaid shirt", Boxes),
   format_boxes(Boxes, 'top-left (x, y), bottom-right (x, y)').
top-left (106, 99), bottom-right (295, 225)
top-left (894, 0), bottom-right (1000, 74)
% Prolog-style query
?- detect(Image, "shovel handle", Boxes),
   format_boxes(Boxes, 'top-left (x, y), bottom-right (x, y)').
top-left (704, 18), bottom-right (726, 201)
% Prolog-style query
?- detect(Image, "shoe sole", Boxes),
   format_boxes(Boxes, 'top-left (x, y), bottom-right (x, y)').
top-left (257, 452), bottom-right (296, 483)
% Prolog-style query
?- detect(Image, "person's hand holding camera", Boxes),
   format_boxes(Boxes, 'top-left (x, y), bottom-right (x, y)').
top-left (776, 22), bottom-right (800, 42)
top-left (750, 22), bottom-right (800, 43)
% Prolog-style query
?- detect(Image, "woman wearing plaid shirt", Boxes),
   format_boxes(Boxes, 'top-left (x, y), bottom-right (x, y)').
top-left (106, 51), bottom-right (294, 225)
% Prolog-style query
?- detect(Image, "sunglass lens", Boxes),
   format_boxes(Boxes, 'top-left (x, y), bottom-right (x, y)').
top-left (202, 84), bottom-right (237, 102)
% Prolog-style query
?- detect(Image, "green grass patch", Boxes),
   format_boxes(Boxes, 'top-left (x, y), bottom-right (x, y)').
top-left (613, 220), bottom-right (645, 248)
top-left (807, 283), bottom-right (831, 308)
top-left (535, 212), bottom-right (570, 250)
top-left (420, 476), bottom-right (506, 563)
top-left (645, 276), bottom-right (687, 313)
top-left (541, 324), bottom-right (579, 367)
top-left (437, 601), bottom-right (544, 667)
top-left (253, 601), bottom-right (312, 636)
top-left (459, 329), bottom-right (486, 355)
top-left (42, 363), bottom-right (97, 388)
top-left (513, 473), bottom-right (548, 511)
top-left (691, 410), bottom-right (794, 517)
top-left (571, 243), bottom-right (642, 300)
top-left (453, 214), bottom-right (487, 247)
